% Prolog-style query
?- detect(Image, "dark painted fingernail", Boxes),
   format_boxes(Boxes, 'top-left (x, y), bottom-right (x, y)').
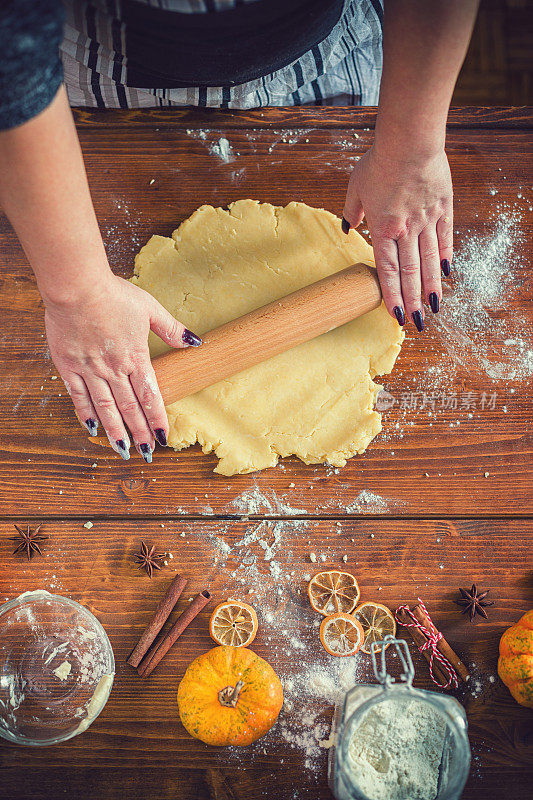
top-left (412, 310), bottom-right (424, 332)
top-left (154, 428), bottom-right (167, 447)
top-left (84, 418), bottom-right (98, 436)
top-left (441, 258), bottom-right (451, 277)
top-left (341, 216), bottom-right (350, 234)
top-left (182, 328), bottom-right (202, 347)
top-left (429, 292), bottom-right (440, 313)
top-left (115, 439), bottom-right (130, 460)
top-left (393, 306), bottom-right (405, 326)
top-left (140, 443), bottom-right (153, 464)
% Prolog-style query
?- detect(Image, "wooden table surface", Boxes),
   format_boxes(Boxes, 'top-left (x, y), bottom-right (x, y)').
top-left (0, 107), bottom-right (532, 799)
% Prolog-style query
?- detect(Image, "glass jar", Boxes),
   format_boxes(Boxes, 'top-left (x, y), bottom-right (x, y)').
top-left (328, 638), bottom-right (471, 800)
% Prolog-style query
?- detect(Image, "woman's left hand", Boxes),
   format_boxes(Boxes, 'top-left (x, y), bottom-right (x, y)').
top-left (342, 144), bottom-right (454, 332)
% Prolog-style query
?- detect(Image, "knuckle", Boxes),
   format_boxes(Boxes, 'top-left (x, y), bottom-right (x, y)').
top-left (93, 396), bottom-right (116, 412)
top-left (62, 356), bottom-right (83, 373)
top-left (399, 261), bottom-right (420, 277)
top-left (135, 371), bottom-right (159, 400)
top-left (69, 385), bottom-right (87, 401)
top-left (81, 353), bottom-right (103, 371)
top-left (379, 221), bottom-right (408, 241)
top-left (407, 215), bottom-right (426, 234)
top-left (377, 270), bottom-right (400, 296)
top-left (377, 260), bottom-right (399, 278)
top-left (165, 319), bottom-right (180, 341)
top-left (420, 247), bottom-right (440, 262)
top-left (138, 389), bottom-right (157, 408)
top-left (120, 399), bottom-right (141, 415)
top-left (107, 360), bottom-right (133, 380)
top-left (429, 205), bottom-right (445, 222)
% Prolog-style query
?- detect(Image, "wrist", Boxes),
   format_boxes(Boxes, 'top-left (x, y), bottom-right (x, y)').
top-left (373, 109), bottom-right (446, 165)
top-left (39, 261), bottom-right (114, 309)
top-left (370, 138), bottom-right (445, 172)
top-left (373, 130), bottom-right (445, 169)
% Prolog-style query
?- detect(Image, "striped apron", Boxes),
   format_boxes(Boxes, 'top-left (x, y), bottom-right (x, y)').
top-left (61, 0), bottom-right (383, 108)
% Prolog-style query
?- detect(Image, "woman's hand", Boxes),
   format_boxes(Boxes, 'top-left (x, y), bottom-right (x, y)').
top-left (44, 273), bottom-right (201, 462)
top-left (342, 145), bottom-right (453, 332)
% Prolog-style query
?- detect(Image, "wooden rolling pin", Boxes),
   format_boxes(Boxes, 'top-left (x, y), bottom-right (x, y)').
top-left (152, 262), bottom-right (382, 405)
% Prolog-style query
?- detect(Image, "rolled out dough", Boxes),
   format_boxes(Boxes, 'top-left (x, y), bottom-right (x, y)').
top-left (132, 200), bottom-right (403, 475)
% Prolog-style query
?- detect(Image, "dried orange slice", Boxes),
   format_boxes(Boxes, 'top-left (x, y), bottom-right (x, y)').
top-left (319, 612), bottom-right (364, 657)
top-left (354, 602), bottom-right (396, 654)
top-left (307, 571), bottom-right (360, 616)
top-left (209, 601), bottom-right (258, 647)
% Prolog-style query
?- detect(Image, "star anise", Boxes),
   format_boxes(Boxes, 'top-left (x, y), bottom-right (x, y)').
top-left (133, 540), bottom-right (164, 578)
top-left (454, 584), bottom-right (494, 622)
top-left (9, 524), bottom-right (48, 560)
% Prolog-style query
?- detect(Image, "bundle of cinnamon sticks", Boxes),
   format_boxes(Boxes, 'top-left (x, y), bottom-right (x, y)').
top-left (127, 574), bottom-right (211, 677)
top-left (396, 601), bottom-right (469, 686)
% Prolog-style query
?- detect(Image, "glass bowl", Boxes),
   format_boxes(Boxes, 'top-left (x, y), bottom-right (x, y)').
top-left (0, 590), bottom-right (115, 746)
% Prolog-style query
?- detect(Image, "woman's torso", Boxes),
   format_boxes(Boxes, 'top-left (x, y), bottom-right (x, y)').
top-left (61, 0), bottom-right (384, 109)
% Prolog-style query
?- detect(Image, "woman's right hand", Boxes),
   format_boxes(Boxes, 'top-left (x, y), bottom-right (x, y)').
top-left (44, 272), bottom-right (201, 462)
top-left (343, 144), bottom-right (453, 332)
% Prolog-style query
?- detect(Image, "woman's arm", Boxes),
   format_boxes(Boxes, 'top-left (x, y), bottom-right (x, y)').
top-left (343, 0), bottom-right (479, 331)
top-left (0, 87), bottom-right (199, 461)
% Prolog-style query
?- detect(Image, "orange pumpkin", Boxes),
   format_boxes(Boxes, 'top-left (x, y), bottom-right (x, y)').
top-left (177, 646), bottom-right (283, 746)
top-left (497, 609), bottom-right (533, 708)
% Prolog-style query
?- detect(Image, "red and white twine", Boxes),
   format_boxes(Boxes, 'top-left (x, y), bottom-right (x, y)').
top-left (395, 598), bottom-right (459, 689)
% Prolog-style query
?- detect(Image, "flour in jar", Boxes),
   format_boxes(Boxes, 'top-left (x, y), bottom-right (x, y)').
top-left (346, 697), bottom-right (446, 800)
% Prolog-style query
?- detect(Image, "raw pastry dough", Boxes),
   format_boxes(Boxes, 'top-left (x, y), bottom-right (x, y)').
top-left (132, 201), bottom-right (403, 475)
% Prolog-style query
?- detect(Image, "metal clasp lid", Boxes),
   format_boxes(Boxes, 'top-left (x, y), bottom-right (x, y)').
top-left (370, 636), bottom-right (414, 689)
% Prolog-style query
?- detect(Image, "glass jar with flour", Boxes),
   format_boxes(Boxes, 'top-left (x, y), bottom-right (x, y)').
top-left (328, 638), bottom-right (471, 800)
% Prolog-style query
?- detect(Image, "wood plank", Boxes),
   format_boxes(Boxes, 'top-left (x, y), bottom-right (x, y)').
top-left (1, 115), bottom-right (531, 516)
top-left (71, 106), bottom-right (533, 129)
top-left (0, 518), bottom-right (531, 799)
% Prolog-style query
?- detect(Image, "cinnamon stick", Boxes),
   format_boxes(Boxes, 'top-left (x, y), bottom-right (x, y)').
top-left (412, 603), bottom-right (470, 683)
top-left (137, 590), bottom-right (212, 677)
top-left (395, 607), bottom-right (450, 687)
top-left (127, 573), bottom-right (188, 668)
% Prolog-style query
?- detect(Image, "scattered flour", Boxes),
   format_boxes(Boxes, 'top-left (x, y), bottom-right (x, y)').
top-left (345, 490), bottom-right (403, 515)
top-left (184, 129), bottom-right (237, 163)
top-left (266, 128), bottom-right (313, 153)
top-left (465, 662), bottom-right (497, 700)
top-left (275, 654), bottom-right (368, 770)
top-left (433, 209), bottom-right (532, 382)
top-left (229, 486), bottom-right (404, 517)
top-left (185, 128), bottom-right (207, 140)
top-left (230, 487), bottom-right (306, 516)
top-left (101, 197), bottom-right (143, 268)
top-left (299, 658), bottom-right (366, 707)
top-left (377, 200), bottom-right (531, 448)
top-left (209, 136), bottom-right (235, 163)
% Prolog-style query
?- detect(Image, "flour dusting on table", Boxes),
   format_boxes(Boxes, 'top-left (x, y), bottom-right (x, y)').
top-left (230, 487), bottom-right (307, 516)
top-left (433, 208), bottom-right (531, 382)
